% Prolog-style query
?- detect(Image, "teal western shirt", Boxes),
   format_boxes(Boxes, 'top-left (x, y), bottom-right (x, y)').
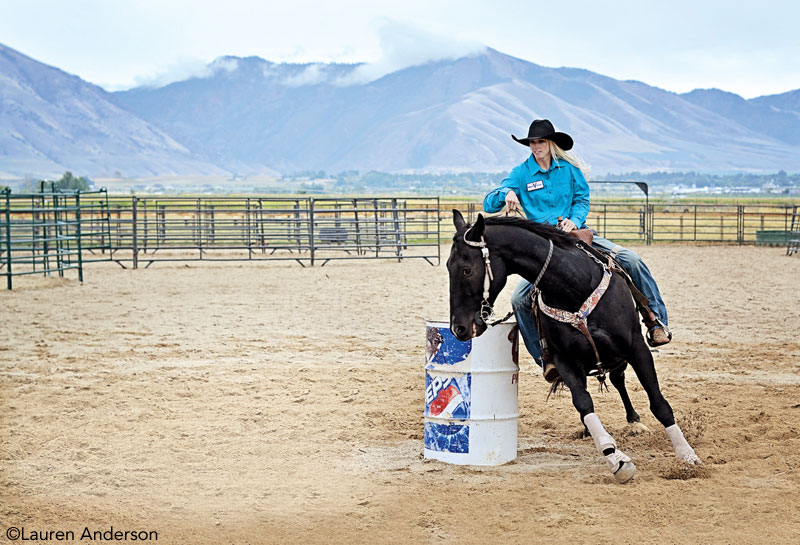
top-left (483, 156), bottom-right (590, 227)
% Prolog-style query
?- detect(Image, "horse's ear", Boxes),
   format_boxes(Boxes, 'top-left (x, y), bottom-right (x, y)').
top-left (453, 209), bottom-right (467, 231)
top-left (465, 213), bottom-right (485, 242)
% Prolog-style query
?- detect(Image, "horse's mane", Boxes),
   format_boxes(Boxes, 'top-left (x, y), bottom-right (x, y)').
top-left (483, 215), bottom-right (576, 249)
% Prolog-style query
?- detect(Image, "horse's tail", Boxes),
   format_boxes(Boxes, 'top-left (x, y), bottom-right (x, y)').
top-left (546, 378), bottom-right (566, 400)
top-left (546, 374), bottom-right (608, 400)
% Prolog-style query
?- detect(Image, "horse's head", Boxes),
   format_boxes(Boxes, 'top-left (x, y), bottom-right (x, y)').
top-left (446, 209), bottom-right (508, 341)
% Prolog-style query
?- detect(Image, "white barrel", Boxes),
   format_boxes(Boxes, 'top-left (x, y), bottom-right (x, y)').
top-left (424, 319), bottom-right (520, 466)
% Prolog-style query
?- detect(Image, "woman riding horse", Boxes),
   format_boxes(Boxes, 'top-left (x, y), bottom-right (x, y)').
top-left (484, 119), bottom-right (671, 383)
top-left (447, 210), bottom-right (701, 482)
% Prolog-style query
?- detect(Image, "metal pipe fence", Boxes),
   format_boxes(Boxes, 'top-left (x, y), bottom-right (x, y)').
top-left (1, 188), bottom-right (112, 289)
top-left (79, 195), bottom-right (442, 268)
top-left (4, 187), bottom-right (798, 288)
top-left (440, 198), bottom-right (799, 247)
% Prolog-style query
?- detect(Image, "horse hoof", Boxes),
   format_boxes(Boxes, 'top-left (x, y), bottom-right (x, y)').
top-left (627, 422), bottom-right (650, 435)
top-left (614, 461), bottom-right (637, 484)
top-left (679, 451), bottom-right (702, 465)
top-left (605, 449), bottom-right (636, 483)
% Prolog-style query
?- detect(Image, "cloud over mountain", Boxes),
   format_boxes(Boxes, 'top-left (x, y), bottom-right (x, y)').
top-left (132, 56), bottom-right (240, 89)
top-left (337, 18), bottom-right (487, 85)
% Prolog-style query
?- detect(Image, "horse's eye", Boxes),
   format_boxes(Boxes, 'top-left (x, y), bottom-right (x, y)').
top-left (462, 267), bottom-right (472, 277)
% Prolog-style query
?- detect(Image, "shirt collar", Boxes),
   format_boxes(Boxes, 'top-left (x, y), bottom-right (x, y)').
top-left (527, 155), bottom-right (564, 174)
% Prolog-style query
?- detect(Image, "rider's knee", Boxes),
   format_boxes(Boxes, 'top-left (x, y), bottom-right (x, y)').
top-left (510, 284), bottom-right (531, 311)
top-left (615, 247), bottom-right (644, 270)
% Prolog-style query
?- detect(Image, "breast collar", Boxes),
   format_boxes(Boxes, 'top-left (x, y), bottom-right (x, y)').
top-left (533, 245), bottom-right (614, 383)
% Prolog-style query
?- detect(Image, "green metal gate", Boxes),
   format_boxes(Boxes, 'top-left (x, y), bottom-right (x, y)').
top-left (0, 188), bottom-right (112, 289)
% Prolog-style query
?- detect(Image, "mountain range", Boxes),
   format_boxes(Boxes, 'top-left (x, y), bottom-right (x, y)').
top-left (2, 42), bottom-right (799, 179)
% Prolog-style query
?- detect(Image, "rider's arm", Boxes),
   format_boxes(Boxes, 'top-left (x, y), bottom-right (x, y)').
top-left (483, 168), bottom-right (520, 213)
top-left (568, 166), bottom-right (590, 228)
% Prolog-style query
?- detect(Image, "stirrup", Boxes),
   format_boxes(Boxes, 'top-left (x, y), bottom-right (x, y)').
top-left (543, 361), bottom-right (559, 383)
top-left (647, 325), bottom-right (672, 347)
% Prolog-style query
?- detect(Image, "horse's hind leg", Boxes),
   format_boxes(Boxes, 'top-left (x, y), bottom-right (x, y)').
top-left (609, 365), bottom-right (649, 433)
top-left (627, 337), bottom-right (701, 464)
top-left (556, 358), bottom-right (636, 483)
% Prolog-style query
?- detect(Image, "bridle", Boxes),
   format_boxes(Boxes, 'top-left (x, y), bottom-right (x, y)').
top-left (461, 230), bottom-right (495, 323)
top-left (462, 226), bottom-right (554, 323)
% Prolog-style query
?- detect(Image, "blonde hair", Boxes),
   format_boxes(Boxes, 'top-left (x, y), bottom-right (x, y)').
top-left (548, 140), bottom-right (591, 178)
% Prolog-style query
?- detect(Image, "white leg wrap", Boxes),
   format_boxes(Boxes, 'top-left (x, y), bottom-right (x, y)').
top-left (584, 413), bottom-right (636, 482)
top-left (583, 413), bottom-right (616, 454)
top-left (665, 424), bottom-right (701, 464)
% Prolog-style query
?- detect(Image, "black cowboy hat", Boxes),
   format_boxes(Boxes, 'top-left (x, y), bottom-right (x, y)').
top-left (512, 119), bottom-right (574, 151)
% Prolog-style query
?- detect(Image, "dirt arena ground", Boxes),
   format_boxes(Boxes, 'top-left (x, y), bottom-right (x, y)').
top-left (2, 244), bottom-right (799, 544)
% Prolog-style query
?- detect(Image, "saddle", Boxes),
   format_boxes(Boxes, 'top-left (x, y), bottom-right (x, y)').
top-left (568, 228), bottom-right (594, 246)
top-left (557, 216), bottom-right (594, 246)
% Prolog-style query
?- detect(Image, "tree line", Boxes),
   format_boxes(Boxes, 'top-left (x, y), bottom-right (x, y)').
top-left (22, 172), bottom-right (93, 192)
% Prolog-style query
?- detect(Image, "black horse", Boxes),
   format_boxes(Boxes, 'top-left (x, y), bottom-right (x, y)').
top-left (447, 210), bottom-right (700, 483)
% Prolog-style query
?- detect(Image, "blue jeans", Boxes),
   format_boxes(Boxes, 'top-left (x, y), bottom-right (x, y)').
top-left (511, 235), bottom-right (668, 368)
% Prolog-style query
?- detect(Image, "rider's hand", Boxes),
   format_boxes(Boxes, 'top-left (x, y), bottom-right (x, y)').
top-left (504, 191), bottom-right (521, 213)
top-left (559, 218), bottom-right (577, 233)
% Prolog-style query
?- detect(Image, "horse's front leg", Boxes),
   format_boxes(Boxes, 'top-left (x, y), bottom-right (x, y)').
top-left (555, 356), bottom-right (637, 484)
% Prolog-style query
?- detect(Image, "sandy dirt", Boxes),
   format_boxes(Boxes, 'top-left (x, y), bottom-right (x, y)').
top-left (1, 244), bottom-right (799, 544)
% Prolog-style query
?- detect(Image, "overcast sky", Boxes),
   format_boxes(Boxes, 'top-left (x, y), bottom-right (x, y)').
top-left (1, 0), bottom-right (798, 98)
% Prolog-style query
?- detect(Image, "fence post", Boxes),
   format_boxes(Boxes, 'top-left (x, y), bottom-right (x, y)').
top-left (101, 190), bottom-right (111, 255)
top-left (54, 193), bottom-right (64, 277)
top-left (391, 198), bottom-right (401, 262)
top-left (132, 196), bottom-right (139, 269)
top-left (309, 198), bottom-right (316, 266)
top-left (373, 199), bottom-right (380, 258)
top-left (737, 205), bottom-right (744, 245)
top-left (293, 201), bottom-right (302, 251)
top-left (245, 198), bottom-right (252, 259)
top-left (258, 199), bottom-right (265, 253)
top-left (436, 197), bottom-right (442, 265)
top-left (353, 199), bottom-right (363, 255)
top-left (38, 193), bottom-right (48, 273)
top-left (76, 193), bottom-right (84, 283)
top-left (3, 189), bottom-right (11, 290)
top-left (32, 194), bottom-right (40, 273)
top-left (142, 199), bottom-right (148, 253)
top-left (209, 205), bottom-right (215, 245)
top-left (196, 198), bottom-right (203, 260)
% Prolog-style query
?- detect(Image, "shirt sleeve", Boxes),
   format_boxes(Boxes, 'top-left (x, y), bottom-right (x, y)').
top-left (568, 166), bottom-right (590, 227)
top-left (483, 168), bottom-right (519, 213)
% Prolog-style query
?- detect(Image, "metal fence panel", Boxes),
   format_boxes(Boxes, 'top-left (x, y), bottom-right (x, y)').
top-left (439, 197), bottom-right (798, 246)
top-left (83, 196), bottom-right (441, 268)
top-left (1, 188), bottom-right (112, 289)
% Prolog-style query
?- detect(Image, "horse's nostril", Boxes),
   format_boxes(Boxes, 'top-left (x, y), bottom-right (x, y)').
top-left (453, 324), bottom-right (466, 336)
